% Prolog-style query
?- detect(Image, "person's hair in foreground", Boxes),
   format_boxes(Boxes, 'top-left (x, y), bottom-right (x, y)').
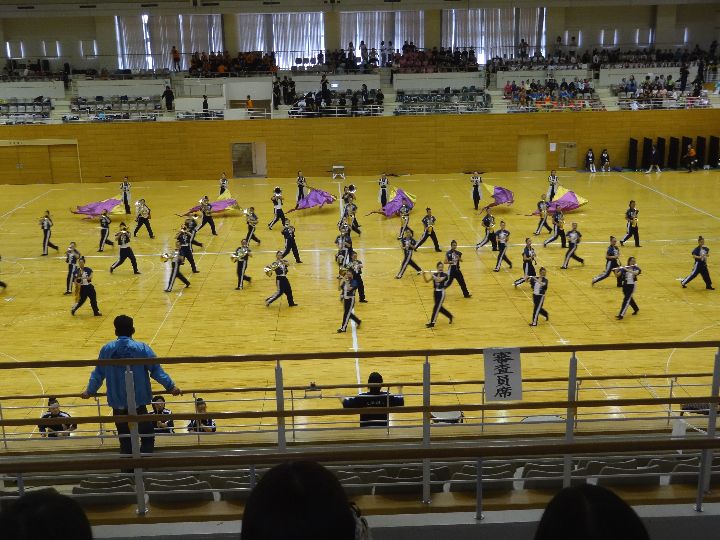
top-left (0, 489), bottom-right (93, 540)
top-left (534, 484), bottom-right (649, 540)
top-left (241, 460), bottom-right (366, 540)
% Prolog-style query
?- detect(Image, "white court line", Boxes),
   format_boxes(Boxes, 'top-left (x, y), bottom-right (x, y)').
top-left (0, 188), bottom-right (63, 225)
top-left (618, 173), bottom-right (720, 221)
top-left (149, 289), bottom-right (185, 346)
top-left (0, 351), bottom-right (46, 435)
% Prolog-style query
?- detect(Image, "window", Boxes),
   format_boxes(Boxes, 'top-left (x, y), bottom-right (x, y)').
top-left (613, 29), bottom-right (619, 47)
top-left (683, 27), bottom-right (689, 45)
top-left (41, 40), bottom-right (62, 57)
top-left (6, 41), bottom-right (25, 58)
top-left (79, 39), bottom-right (98, 58)
top-left (340, 11), bottom-right (423, 57)
top-left (599, 29), bottom-right (605, 47)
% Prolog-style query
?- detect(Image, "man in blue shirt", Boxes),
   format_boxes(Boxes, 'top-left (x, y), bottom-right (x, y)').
top-left (81, 315), bottom-right (181, 455)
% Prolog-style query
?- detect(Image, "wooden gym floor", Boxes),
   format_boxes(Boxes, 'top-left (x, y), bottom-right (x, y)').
top-left (0, 169), bottom-right (719, 440)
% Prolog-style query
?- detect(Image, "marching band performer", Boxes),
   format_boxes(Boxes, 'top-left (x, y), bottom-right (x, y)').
top-left (471, 172), bottom-right (482, 211)
top-left (343, 196), bottom-right (361, 235)
top-left (600, 149), bottom-right (611, 172)
top-left (534, 193), bottom-right (552, 235)
top-left (476, 207), bottom-right (497, 251)
top-left (335, 222), bottom-right (353, 268)
top-left (71, 257), bottom-right (101, 316)
top-left (614, 257), bottom-right (641, 319)
top-left (341, 185), bottom-right (356, 212)
top-left (133, 199), bottom-right (154, 239)
top-left (543, 208), bottom-right (566, 248)
top-left (445, 240), bottom-right (471, 298)
top-left (110, 223), bottom-right (140, 274)
top-left (337, 271), bottom-right (362, 333)
top-left (197, 195), bottom-right (217, 236)
top-left (265, 251), bottom-right (297, 307)
top-left (585, 148), bottom-right (596, 173)
top-left (40, 210), bottom-right (59, 256)
top-left (561, 222), bottom-right (584, 269)
top-left (349, 251), bottom-right (367, 303)
top-left (64, 242), bottom-right (81, 295)
top-left (245, 207), bottom-right (261, 244)
top-left (98, 210), bottom-right (114, 252)
top-left (164, 241), bottom-right (190, 292)
top-left (620, 200), bottom-right (640, 247)
top-left (281, 219), bottom-right (302, 263)
top-left (378, 174), bottom-right (389, 207)
top-left (424, 262), bottom-right (453, 328)
top-left (528, 267), bottom-right (549, 327)
top-left (268, 187), bottom-right (286, 230)
top-left (176, 225), bottom-right (199, 273)
top-left (494, 221), bottom-right (512, 272)
top-left (219, 172), bottom-right (228, 195)
top-left (397, 203), bottom-right (411, 240)
top-left (185, 215), bottom-right (203, 248)
top-left (646, 145), bottom-right (662, 173)
top-left (514, 238), bottom-right (537, 287)
top-left (396, 229), bottom-right (422, 279)
top-left (120, 176), bottom-right (131, 214)
top-left (296, 170), bottom-right (307, 203)
top-left (415, 207), bottom-right (441, 252)
top-left (547, 170), bottom-right (559, 202)
top-left (592, 236), bottom-right (622, 287)
top-left (233, 238), bottom-right (252, 290)
top-left (681, 236), bottom-right (714, 290)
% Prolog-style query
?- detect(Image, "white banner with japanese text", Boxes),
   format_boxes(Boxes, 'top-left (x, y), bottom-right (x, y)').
top-left (483, 348), bottom-right (522, 401)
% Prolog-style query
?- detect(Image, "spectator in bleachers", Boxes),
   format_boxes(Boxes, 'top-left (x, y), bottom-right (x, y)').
top-left (534, 484), bottom-right (649, 540)
top-left (151, 395), bottom-right (174, 434)
top-left (187, 397), bottom-right (216, 433)
top-left (161, 85), bottom-right (174, 112)
top-left (241, 461), bottom-right (368, 540)
top-left (171, 46), bottom-right (181, 72)
top-left (246, 95), bottom-right (254, 109)
top-left (38, 397), bottom-right (77, 438)
top-left (0, 489), bottom-right (93, 540)
top-left (342, 371), bottom-right (404, 427)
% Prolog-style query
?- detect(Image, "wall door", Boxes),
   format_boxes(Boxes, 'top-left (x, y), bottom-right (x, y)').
top-left (0, 144), bottom-right (78, 184)
top-left (558, 142), bottom-right (577, 169)
top-left (517, 135), bottom-right (548, 171)
top-left (232, 143), bottom-right (254, 177)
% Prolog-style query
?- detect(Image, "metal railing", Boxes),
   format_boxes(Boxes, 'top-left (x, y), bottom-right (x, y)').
top-left (617, 96), bottom-right (713, 110)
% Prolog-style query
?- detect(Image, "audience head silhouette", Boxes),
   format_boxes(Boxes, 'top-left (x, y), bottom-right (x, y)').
top-left (0, 489), bottom-right (93, 540)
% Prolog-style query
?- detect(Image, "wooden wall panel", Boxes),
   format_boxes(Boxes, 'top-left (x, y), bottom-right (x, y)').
top-left (0, 110), bottom-right (717, 182)
top-left (49, 145), bottom-right (80, 183)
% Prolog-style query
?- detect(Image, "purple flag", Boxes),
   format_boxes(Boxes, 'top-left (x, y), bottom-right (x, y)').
top-left (71, 198), bottom-right (121, 218)
top-left (183, 198), bottom-right (239, 216)
top-left (534, 188), bottom-right (588, 214)
top-left (482, 183), bottom-right (514, 209)
top-left (382, 189), bottom-right (415, 217)
top-left (288, 189), bottom-right (336, 213)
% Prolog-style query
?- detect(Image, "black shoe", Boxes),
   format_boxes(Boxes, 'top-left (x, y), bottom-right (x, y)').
top-left (449, 315), bottom-right (453, 325)
top-left (620, 240), bottom-right (625, 246)
top-left (53, 245), bottom-right (59, 251)
top-left (64, 291), bottom-right (72, 295)
top-left (164, 289), bottom-right (172, 293)
top-left (184, 283), bottom-right (190, 288)
top-left (297, 260), bottom-right (303, 264)
top-left (529, 323), bottom-right (537, 327)
top-left (356, 320), bottom-right (362, 327)
top-left (41, 253), bottom-right (48, 256)
top-left (289, 303), bottom-right (298, 307)
top-left (359, 299), bottom-right (368, 303)
top-left (94, 312), bottom-right (102, 317)
top-left (150, 236), bottom-right (155, 239)
top-left (616, 315), bottom-right (623, 320)
top-left (212, 233), bottom-right (218, 236)
top-left (544, 313), bottom-right (549, 321)
top-left (708, 287), bottom-right (716, 290)
top-left (426, 323), bottom-right (435, 328)
top-left (493, 269), bottom-right (500, 272)
top-left (71, 307), bottom-right (76, 315)
top-left (682, 283), bottom-right (687, 288)
top-left (109, 266), bottom-right (114, 274)
top-left (464, 294), bottom-right (472, 298)
top-left (192, 270), bottom-right (200, 273)
top-left (561, 266), bottom-right (567, 270)
top-left (632, 309), bottom-right (639, 315)
top-left (134, 271), bottom-right (141, 275)
top-left (435, 249), bottom-right (442, 252)
top-left (235, 287), bottom-right (242, 290)
top-left (337, 329), bottom-right (345, 333)
top-left (97, 250), bottom-right (103, 253)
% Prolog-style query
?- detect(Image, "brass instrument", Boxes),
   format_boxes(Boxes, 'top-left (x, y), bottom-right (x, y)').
top-left (160, 252), bottom-right (172, 263)
top-left (631, 217), bottom-right (639, 227)
top-left (264, 260), bottom-right (281, 277)
top-left (347, 184), bottom-right (357, 194)
top-left (231, 246), bottom-right (249, 263)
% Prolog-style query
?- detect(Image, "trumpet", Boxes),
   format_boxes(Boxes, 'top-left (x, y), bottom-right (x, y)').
top-left (160, 252), bottom-right (172, 263)
top-left (264, 260), bottom-right (281, 277)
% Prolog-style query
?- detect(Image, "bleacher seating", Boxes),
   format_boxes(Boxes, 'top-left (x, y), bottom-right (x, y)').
top-left (394, 87), bottom-right (491, 116)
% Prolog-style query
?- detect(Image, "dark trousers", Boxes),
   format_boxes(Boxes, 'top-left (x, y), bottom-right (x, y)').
top-left (355, 275), bottom-right (366, 301)
top-left (340, 297), bottom-right (361, 331)
top-left (380, 189), bottom-right (388, 208)
top-left (514, 263), bottom-right (537, 287)
top-left (416, 229), bottom-right (441, 251)
top-left (682, 263), bottom-right (712, 288)
top-left (532, 294), bottom-right (548, 324)
top-left (621, 225), bottom-right (640, 247)
top-left (266, 276), bottom-right (294, 305)
top-left (66, 264), bottom-right (77, 293)
top-left (74, 285), bottom-right (100, 314)
top-left (495, 244), bottom-right (512, 270)
top-left (431, 289), bottom-right (452, 323)
top-left (562, 243), bottom-right (584, 268)
top-left (122, 194), bottom-right (131, 214)
top-left (166, 262), bottom-right (190, 291)
top-left (246, 225), bottom-right (261, 244)
top-left (42, 229), bottom-right (58, 255)
top-left (237, 261), bottom-right (251, 288)
top-left (198, 215), bottom-right (217, 235)
top-left (99, 228), bottom-right (114, 251)
top-left (180, 246), bottom-right (197, 272)
top-left (111, 248), bottom-right (138, 272)
top-left (477, 230), bottom-right (497, 250)
top-left (543, 227), bottom-right (566, 248)
top-left (268, 209), bottom-right (286, 229)
top-left (619, 284), bottom-right (639, 316)
top-left (548, 186), bottom-right (557, 202)
top-left (593, 261), bottom-right (622, 286)
top-left (398, 220), bottom-right (409, 239)
top-left (220, 186), bottom-right (226, 196)
top-left (472, 187), bottom-right (480, 210)
top-left (134, 217), bottom-right (154, 238)
top-left (350, 217), bottom-right (361, 235)
top-left (397, 251), bottom-right (421, 278)
top-left (113, 405), bottom-right (154, 456)
top-left (282, 239), bottom-right (302, 262)
top-left (445, 267), bottom-right (471, 297)
top-left (297, 185), bottom-right (305, 202)
top-left (535, 216), bottom-right (552, 235)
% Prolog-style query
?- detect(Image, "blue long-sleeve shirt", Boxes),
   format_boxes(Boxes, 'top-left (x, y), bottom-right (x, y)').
top-left (86, 336), bottom-right (175, 410)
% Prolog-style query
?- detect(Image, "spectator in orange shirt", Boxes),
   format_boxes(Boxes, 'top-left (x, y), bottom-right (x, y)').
top-left (246, 95), bottom-right (254, 109)
top-left (171, 46), bottom-right (181, 72)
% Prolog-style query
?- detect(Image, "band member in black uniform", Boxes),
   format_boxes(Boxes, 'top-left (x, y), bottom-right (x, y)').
top-left (265, 251), bottom-right (297, 307)
top-left (281, 219), bottom-right (302, 263)
top-left (514, 238), bottom-right (537, 287)
top-left (396, 229), bottom-right (422, 279)
top-left (528, 267), bottom-right (549, 326)
top-left (614, 257), bottom-right (641, 319)
top-left (98, 210), bottom-right (114, 252)
top-left (341, 185), bottom-right (356, 213)
top-left (176, 225), bottom-right (199, 273)
top-left (164, 241), bottom-right (190, 292)
top-left (120, 176), bottom-right (131, 214)
top-left (296, 171), bottom-right (307, 203)
top-left (268, 187), bottom-right (286, 230)
top-left (585, 148), bottom-right (596, 173)
top-left (547, 170), bottom-right (559, 202)
top-left (219, 172), bottom-right (228, 195)
top-left (335, 222), bottom-right (353, 268)
top-left (197, 196), bottom-right (217, 236)
top-left (646, 145), bottom-right (661, 173)
top-left (620, 200), bottom-right (640, 247)
top-left (40, 210), bottom-right (59, 256)
top-left (476, 208), bottom-right (497, 251)
top-left (133, 199), bottom-right (154, 239)
top-left (349, 251), bottom-right (366, 302)
top-left (232, 239), bottom-right (252, 290)
top-left (245, 207), bottom-right (261, 244)
top-left (337, 271), bottom-right (362, 333)
top-left (378, 174), bottom-right (389, 208)
top-left (415, 207), bottom-right (441, 252)
top-left (185, 215), bottom-right (203, 248)
top-left (600, 149), bottom-right (611, 172)
top-left (534, 193), bottom-right (552, 235)
top-left (494, 221), bottom-right (512, 271)
top-left (71, 257), bottom-right (101, 316)
top-left (343, 196), bottom-right (361, 235)
top-left (423, 261), bottom-right (453, 328)
top-left (471, 172), bottom-right (482, 210)
top-left (445, 240), bottom-right (471, 297)
top-left (110, 223), bottom-right (140, 274)
top-left (396, 203), bottom-right (411, 240)
top-left (592, 236), bottom-right (622, 286)
top-left (561, 222), bottom-right (584, 269)
top-left (681, 236), bottom-right (714, 290)
top-left (543, 208), bottom-right (566, 248)
top-left (64, 242), bottom-right (81, 295)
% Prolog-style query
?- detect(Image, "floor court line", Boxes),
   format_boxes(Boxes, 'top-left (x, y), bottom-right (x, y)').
top-left (0, 188), bottom-right (64, 224)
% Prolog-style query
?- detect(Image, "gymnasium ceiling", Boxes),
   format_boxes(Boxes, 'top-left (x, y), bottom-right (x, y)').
top-left (0, 0), bottom-right (717, 17)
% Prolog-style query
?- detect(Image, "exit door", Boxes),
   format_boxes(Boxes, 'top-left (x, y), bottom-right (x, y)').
top-left (517, 135), bottom-right (548, 171)
top-left (558, 142), bottom-right (577, 169)
top-left (0, 146), bottom-right (52, 184)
